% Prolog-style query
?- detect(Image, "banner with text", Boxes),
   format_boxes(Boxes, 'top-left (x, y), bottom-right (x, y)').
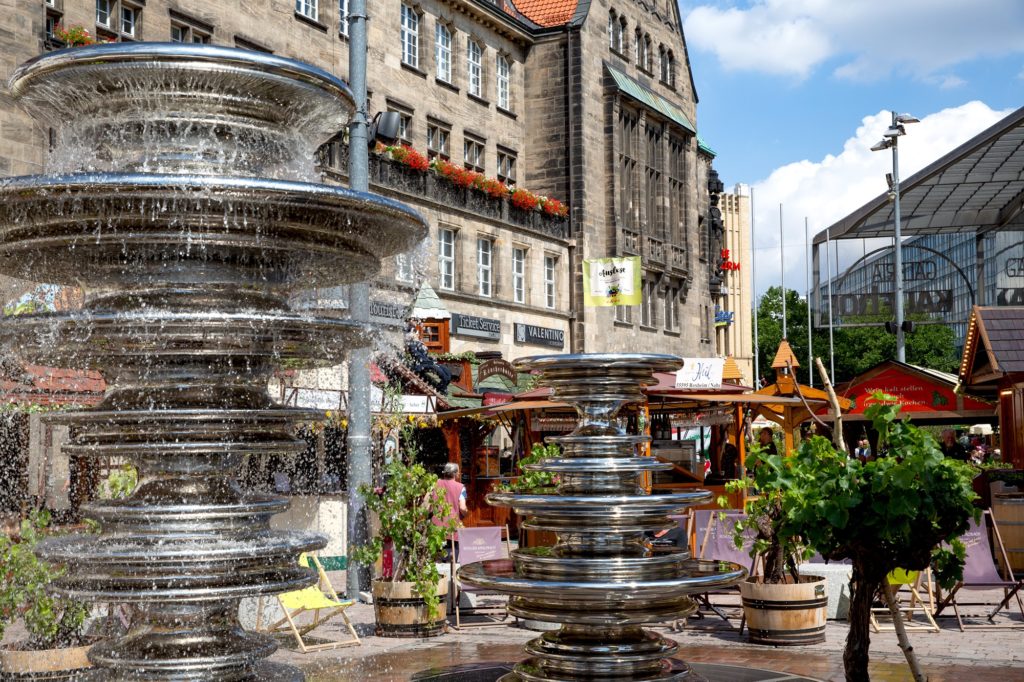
top-left (675, 357), bottom-right (724, 390)
top-left (583, 256), bottom-right (641, 307)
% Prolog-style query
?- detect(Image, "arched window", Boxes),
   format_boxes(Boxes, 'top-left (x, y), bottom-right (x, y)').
top-left (634, 27), bottom-right (642, 63)
top-left (659, 45), bottom-right (668, 82)
top-left (496, 53), bottom-right (510, 110)
top-left (608, 10), bottom-right (617, 50)
top-left (467, 39), bottom-right (482, 97)
top-left (643, 34), bottom-right (652, 71)
top-left (668, 50), bottom-right (676, 88)
top-left (618, 16), bottom-right (627, 52)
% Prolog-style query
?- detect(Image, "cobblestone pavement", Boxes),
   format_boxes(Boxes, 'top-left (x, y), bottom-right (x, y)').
top-left (278, 593), bottom-right (1024, 682)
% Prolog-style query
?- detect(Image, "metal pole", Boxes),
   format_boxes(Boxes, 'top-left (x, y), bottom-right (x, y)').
top-left (751, 187), bottom-right (759, 387)
top-left (826, 227), bottom-right (835, 381)
top-left (780, 203), bottom-right (786, 339)
top-left (805, 217), bottom-right (813, 388)
top-left (346, 0), bottom-right (371, 602)
top-left (891, 111), bottom-right (906, 363)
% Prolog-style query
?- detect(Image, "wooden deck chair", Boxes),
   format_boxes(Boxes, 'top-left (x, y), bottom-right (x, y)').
top-left (870, 568), bottom-right (939, 633)
top-left (675, 509), bottom-right (752, 630)
top-left (259, 552), bottom-right (360, 652)
top-left (933, 511), bottom-right (1024, 631)
top-left (451, 525), bottom-right (511, 629)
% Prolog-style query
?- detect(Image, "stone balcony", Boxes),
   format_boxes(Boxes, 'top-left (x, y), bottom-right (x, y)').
top-left (323, 145), bottom-right (570, 242)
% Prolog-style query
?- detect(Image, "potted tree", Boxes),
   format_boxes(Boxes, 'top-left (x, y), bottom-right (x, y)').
top-left (774, 396), bottom-right (977, 681)
top-left (722, 451), bottom-right (828, 646)
top-left (351, 447), bottom-right (457, 637)
top-left (0, 510), bottom-right (92, 679)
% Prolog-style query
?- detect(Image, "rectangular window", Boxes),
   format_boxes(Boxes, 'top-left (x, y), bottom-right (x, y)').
top-left (645, 123), bottom-right (664, 239)
top-left (438, 228), bottom-right (455, 291)
top-left (512, 247), bottom-right (526, 304)
top-left (46, 14), bottom-right (58, 40)
top-left (401, 4), bottom-right (419, 68)
top-left (170, 16), bottom-right (212, 44)
top-left (618, 108), bottom-right (639, 230)
top-left (395, 253), bottom-right (414, 283)
top-left (544, 255), bottom-right (557, 309)
top-left (427, 122), bottom-right (450, 160)
top-left (120, 4), bottom-right (136, 36)
top-left (496, 55), bottom-right (510, 110)
top-left (664, 286), bottom-right (678, 331)
top-left (467, 40), bottom-right (482, 97)
top-left (96, 0), bottom-right (112, 28)
top-left (477, 237), bottom-right (493, 298)
top-left (339, 0), bottom-right (349, 36)
top-left (497, 148), bottom-right (517, 185)
top-left (295, 0), bottom-right (318, 21)
top-left (435, 23), bottom-right (452, 83)
top-left (641, 279), bottom-right (657, 328)
top-left (668, 136), bottom-right (687, 252)
top-left (615, 305), bottom-right (633, 324)
top-left (463, 136), bottom-right (484, 172)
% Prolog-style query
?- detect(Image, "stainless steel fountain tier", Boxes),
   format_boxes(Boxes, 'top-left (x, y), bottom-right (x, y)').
top-left (0, 43), bottom-right (427, 681)
top-left (459, 354), bottom-right (746, 681)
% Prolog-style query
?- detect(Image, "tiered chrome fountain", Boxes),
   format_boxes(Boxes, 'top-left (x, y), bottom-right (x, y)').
top-left (0, 44), bottom-right (425, 680)
top-left (460, 354), bottom-right (746, 681)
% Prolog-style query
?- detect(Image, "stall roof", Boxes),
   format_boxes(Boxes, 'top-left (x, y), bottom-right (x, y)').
top-left (514, 372), bottom-right (750, 400)
top-left (815, 105), bottom-right (1024, 244)
top-left (821, 359), bottom-right (994, 423)
top-left (960, 305), bottom-right (1024, 389)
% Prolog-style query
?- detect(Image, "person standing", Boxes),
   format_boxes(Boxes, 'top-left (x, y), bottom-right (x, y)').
top-left (757, 427), bottom-right (778, 456)
top-left (853, 437), bottom-right (872, 462)
top-left (939, 429), bottom-right (968, 461)
top-left (434, 462), bottom-right (468, 558)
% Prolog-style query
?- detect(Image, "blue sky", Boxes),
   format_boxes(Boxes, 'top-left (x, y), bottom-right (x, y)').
top-left (678, 0), bottom-right (1024, 296)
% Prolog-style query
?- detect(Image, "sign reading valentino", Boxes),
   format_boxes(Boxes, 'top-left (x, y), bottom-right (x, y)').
top-left (583, 256), bottom-right (641, 307)
top-left (514, 323), bottom-right (565, 349)
top-left (451, 313), bottom-right (501, 340)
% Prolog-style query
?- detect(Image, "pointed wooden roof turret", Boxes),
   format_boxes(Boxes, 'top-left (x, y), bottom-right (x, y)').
top-left (771, 339), bottom-right (800, 395)
top-left (771, 339), bottom-right (800, 370)
top-left (722, 355), bottom-right (743, 384)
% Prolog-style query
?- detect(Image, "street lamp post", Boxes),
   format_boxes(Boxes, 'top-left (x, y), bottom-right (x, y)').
top-left (871, 111), bottom-right (918, 363)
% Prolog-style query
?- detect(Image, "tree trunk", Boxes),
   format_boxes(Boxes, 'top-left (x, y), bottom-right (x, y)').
top-left (882, 581), bottom-right (927, 682)
top-left (844, 562), bottom-right (878, 682)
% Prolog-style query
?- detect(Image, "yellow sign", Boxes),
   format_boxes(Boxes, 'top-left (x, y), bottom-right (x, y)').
top-left (583, 257), bottom-right (641, 307)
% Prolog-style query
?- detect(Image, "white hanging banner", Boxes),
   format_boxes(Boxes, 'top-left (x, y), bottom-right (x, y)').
top-left (675, 357), bottom-right (724, 390)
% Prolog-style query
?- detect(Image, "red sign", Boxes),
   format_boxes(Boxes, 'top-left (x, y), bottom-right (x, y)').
top-left (842, 366), bottom-right (990, 415)
top-left (720, 248), bottom-right (740, 272)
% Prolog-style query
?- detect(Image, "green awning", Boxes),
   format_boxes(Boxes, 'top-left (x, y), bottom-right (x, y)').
top-left (606, 63), bottom-right (696, 135)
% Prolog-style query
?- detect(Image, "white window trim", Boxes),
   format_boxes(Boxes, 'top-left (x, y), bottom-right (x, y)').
top-left (467, 39), bottom-right (482, 97)
top-left (96, 0), bottom-right (112, 28)
top-left (477, 237), bottom-right (493, 298)
top-left (339, 0), bottom-right (349, 36)
top-left (544, 255), bottom-right (556, 309)
top-left (438, 228), bottom-right (456, 291)
top-left (435, 22), bottom-right (452, 83)
top-left (400, 4), bottom-right (419, 69)
top-left (512, 247), bottom-right (526, 304)
top-left (496, 54), bottom-right (510, 110)
top-left (295, 0), bottom-right (318, 22)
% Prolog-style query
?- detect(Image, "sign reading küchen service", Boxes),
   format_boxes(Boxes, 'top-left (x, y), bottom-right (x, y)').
top-left (451, 313), bottom-right (501, 340)
top-left (514, 323), bottom-right (565, 349)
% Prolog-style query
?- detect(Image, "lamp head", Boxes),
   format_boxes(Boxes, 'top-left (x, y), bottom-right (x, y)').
top-left (883, 124), bottom-right (906, 138)
top-left (871, 139), bottom-right (893, 152)
top-left (894, 113), bottom-right (920, 125)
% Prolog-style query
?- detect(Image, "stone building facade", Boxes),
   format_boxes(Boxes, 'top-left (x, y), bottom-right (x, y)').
top-left (2, 0), bottom-right (722, 364)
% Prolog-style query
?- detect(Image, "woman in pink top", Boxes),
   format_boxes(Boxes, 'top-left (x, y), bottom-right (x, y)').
top-left (435, 462), bottom-right (468, 535)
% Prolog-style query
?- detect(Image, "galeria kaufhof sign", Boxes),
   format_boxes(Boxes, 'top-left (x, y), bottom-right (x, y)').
top-left (829, 257), bottom-right (954, 316)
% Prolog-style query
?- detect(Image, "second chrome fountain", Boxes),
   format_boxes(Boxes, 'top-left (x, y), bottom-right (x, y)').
top-left (459, 354), bottom-right (746, 681)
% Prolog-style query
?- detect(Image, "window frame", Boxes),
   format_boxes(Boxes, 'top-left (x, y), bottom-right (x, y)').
top-left (427, 121), bottom-right (451, 160)
top-left (400, 4), bottom-right (420, 69)
top-left (434, 21), bottom-right (453, 83)
top-left (295, 0), bottom-right (318, 22)
top-left (497, 147), bottom-right (517, 185)
top-left (477, 237), bottom-right (494, 298)
top-left (463, 134), bottom-right (485, 172)
top-left (466, 39), bottom-right (482, 97)
top-left (544, 255), bottom-right (557, 309)
top-left (339, 0), bottom-right (349, 36)
top-left (438, 228), bottom-right (456, 291)
top-left (496, 54), bottom-right (510, 110)
top-left (512, 247), bottom-right (526, 304)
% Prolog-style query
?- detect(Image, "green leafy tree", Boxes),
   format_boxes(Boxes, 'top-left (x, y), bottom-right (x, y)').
top-left (756, 286), bottom-right (960, 385)
top-left (494, 442), bottom-right (560, 494)
top-left (771, 397), bottom-right (977, 681)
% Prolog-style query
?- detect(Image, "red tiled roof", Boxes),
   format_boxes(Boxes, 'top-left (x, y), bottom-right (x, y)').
top-left (513, 0), bottom-right (579, 27)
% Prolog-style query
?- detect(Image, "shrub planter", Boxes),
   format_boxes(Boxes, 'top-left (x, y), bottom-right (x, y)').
top-left (739, 575), bottom-right (827, 646)
top-left (0, 642), bottom-right (93, 680)
top-left (372, 578), bottom-right (449, 638)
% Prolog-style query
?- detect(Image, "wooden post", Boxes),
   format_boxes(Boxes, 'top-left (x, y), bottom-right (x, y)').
top-left (814, 357), bottom-right (848, 455)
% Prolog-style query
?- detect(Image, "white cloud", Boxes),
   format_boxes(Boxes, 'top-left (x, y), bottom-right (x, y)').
top-left (683, 0), bottom-right (1024, 83)
top-left (749, 101), bottom-right (1013, 298)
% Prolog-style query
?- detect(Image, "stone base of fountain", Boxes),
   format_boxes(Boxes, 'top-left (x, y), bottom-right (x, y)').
top-left (81, 661), bottom-right (304, 682)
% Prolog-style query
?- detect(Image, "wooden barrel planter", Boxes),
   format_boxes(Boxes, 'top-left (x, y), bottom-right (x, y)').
top-left (739, 575), bottom-right (827, 646)
top-left (372, 579), bottom-right (449, 638)
top-left (0, 643), bottom-right (93, 680)
top-left (992, 493), bottom-right (1024, 574)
